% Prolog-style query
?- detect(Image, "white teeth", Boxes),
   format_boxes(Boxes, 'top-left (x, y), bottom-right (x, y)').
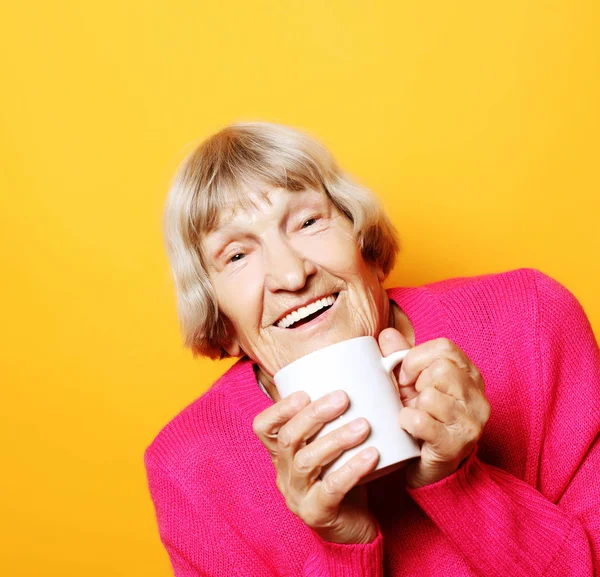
top-left (276, 295), bottom-right (337, 329)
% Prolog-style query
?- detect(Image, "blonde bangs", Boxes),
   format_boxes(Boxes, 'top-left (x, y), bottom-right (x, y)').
top-left (184, 124), bottom-right (328, 242)
top-left (162, 121), bottom-right (400, 359)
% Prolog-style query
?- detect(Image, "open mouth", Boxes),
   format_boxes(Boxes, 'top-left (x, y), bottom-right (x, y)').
top-left (276, 293), bottom-right (339, 329)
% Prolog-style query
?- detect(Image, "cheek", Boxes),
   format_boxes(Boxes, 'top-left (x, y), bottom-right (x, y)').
top-left (214, 268), bottom-right (263, 329)
top-left (304, 232), bottom-right (364, 274)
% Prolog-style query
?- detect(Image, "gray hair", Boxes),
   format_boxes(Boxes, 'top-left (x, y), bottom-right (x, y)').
top-left (163, 121), bottom-right (400, 359)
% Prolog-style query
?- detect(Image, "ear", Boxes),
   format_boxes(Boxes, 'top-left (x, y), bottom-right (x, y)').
top-left (218, 315), bottom-right (243, 358)
top-left (376, 263), bottom-right (386, 282)
top-left (222, 336), bottom-right (242, 358)
top-left (221, 317), bottom-right (244, 357)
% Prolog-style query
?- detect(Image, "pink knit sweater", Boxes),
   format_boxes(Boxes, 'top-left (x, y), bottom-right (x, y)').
top-left (144, 268), bottom-right (600, 576)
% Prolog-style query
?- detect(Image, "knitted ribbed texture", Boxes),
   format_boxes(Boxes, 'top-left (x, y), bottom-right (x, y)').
top-left (144, 268), bottom-right (600, 576)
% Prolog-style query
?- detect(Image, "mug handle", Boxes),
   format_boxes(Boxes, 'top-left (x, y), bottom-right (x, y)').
top-left (381, 348), bottom-right (410, 374)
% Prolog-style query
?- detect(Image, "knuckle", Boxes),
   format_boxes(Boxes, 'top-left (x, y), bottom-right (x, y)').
top-left (318, 392), bottom-right (348, 417)
top-left (293, 450), bottom-right (313, 474)
top-left (462, 420), bottom-right (481, 443)
top-left (313, 400), bottom-right (335, 420)
top-left (412, 411), bottom-right (427, 431)
top-left (336, 426), bottom-right (355, 447)
top-left (274, 402), bottom-right (291, 422)
top-left (290, 391), bottom-right (310, 408)
top-left (437, 338), bottom-right (455, 354)
top-left (297, 503), bottom-right (320, 527)
top-left (321, 474), bottom-right (344, 497)
top-left (252, 415), bottom-right (266, 437)
top-left (431, 359), bottom-right (452, 380)
top-left (453, 401), bottom-right (466, 421)
top-left (277, 426), bottom-right (293, 449)
top-left (344, 458), bottom-right (362, 478)
top-left (310, 403), bottom-right (326, 420)
top-left (417, 387), bottom-right (437, 408)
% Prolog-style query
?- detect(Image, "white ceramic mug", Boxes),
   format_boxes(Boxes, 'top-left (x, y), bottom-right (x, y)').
top-left (274, 336), bottom-right (421, 484)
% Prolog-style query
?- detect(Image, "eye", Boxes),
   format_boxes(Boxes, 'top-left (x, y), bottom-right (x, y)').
top-left (228, 253), bottom-right (245, 263)
top-left (301, 217), bottom-right (318, 229)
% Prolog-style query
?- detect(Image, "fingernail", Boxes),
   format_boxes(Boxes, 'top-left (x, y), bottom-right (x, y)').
top-left (361, 447), bottom-right (378, 460)
top-left (350, 418), bottom-right (368, 432)
top-left (290, 391), bottom-right (307, 407)
top-left (330, 390), bottom-right (346, 405)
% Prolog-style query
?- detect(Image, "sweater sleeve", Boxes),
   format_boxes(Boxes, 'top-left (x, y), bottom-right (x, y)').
top-left (406, 269), bottom-right (600, 576)
top-left (304, 525), bottom-right (384, 577)
top-left (145, 451), bottom-right (384, 577)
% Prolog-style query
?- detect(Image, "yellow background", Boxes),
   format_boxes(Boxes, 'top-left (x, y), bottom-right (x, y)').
top-left (1, 1), bottom-right (598, 574)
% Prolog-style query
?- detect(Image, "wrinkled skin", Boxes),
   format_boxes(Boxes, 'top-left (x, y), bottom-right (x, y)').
top-left (202, 186), bottom-right (390, 376)
top-left (204, 186), bottom-right (490, 543)
top-left (253, 329), bottom-right (490, 544)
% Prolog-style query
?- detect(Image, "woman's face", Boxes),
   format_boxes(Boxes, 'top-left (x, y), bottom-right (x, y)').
top-left (203, 186), bottom-right (391, 376)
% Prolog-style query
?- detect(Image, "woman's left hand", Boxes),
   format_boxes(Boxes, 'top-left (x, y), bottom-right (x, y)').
top-left (379, 328), bottom-right (491, 489)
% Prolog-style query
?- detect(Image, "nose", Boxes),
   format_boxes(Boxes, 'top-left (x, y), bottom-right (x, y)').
top-left (264, 234), bottom-right (317, 293)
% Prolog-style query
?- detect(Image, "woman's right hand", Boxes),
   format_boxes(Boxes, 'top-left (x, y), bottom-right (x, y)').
top-left (253, 390), bottom-right (380, 544)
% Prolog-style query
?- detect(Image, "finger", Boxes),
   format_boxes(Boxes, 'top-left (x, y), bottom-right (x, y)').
top-left (313, 447), bottom-right (380, 515)
top-left (253, 391), bottom-right (311, 461)
top-left (414, 358), bottom-right (472, 400)
top-left (378, 327), bottom-right (415, 402)
top-left (289, 417), bottom-right (371, 494)
top-left (398, 406), bottom-right (446, 447)
top-left (399, 338), bottom-right (481, 389)
top-left (277, 390), bottom-right (350, 478)
top-left (414, 385), bottom-right (464, 425)
top-left (399, 384), bottom-right (420, 408)
top-left (378, 327), bottom-right (412, 358)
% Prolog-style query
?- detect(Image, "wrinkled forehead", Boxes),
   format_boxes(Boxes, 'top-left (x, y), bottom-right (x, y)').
top-left (196, 180), bottom-right (327, 237)
top-left (205, 186), bottom-right (273, 232)
top-left (195, 183), bottom-right (332, 268)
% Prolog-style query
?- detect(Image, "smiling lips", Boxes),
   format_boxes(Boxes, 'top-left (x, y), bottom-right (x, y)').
top-left (276, 294), bottom-right (338, 329)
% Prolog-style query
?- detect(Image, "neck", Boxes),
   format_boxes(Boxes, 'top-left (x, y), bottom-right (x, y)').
top-left (255, 299), bottom-right (414, 404)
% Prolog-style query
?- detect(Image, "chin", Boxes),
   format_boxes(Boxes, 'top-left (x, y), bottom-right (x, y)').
top-left (288, 330), bottom-right (356, 364)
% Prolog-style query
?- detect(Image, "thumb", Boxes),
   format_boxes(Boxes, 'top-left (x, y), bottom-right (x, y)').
top-left (378, 327), bottom-right (412, 357)
top-left (378, 327), bottom-right (412, 387)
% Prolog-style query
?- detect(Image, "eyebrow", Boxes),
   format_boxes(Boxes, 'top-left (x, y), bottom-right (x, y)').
top-left (206, 228), bottom-right (252, 262)
top-left (205, 189), bottom-right (327, 262)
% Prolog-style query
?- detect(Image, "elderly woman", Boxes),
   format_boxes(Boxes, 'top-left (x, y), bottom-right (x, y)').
top-left (144, 122), bottom-right (600, 576)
